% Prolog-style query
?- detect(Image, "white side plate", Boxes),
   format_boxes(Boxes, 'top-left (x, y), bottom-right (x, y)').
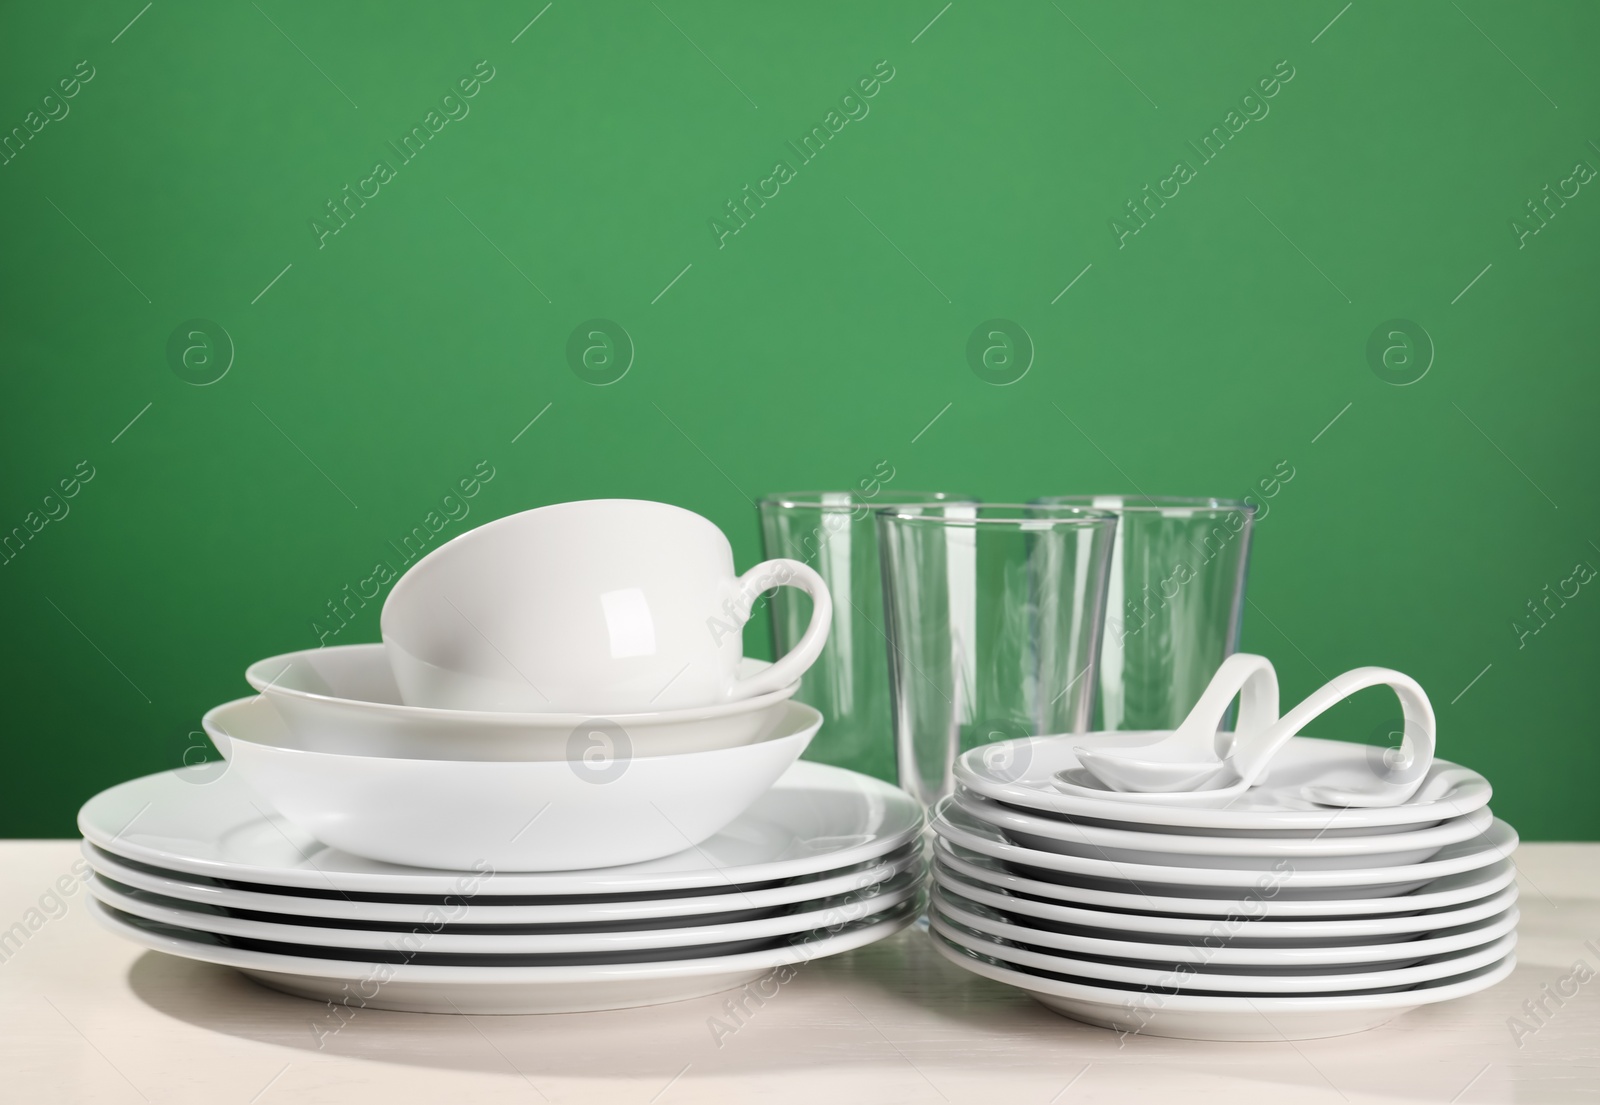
top-left (955, 790), bottom-right (1493, 869)
top-left (931, 885), bottom-right (1520, 968)
top-left (956, 735), bottom-right (1490, 833)
top-left (928, 928), bottom-right (1516, 1041)
top-left (933, 839), bottom-right (1518, 917)
top-left (934, 799), bottom-right (1515, 897)
top-left (931, 861), bottom-right (1521, 946)
top-left (931, 911), bottom-right (1516, 994)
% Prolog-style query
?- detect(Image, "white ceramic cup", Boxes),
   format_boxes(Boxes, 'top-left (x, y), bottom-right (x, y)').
top-left (381, 499), bottom-right (833, 713)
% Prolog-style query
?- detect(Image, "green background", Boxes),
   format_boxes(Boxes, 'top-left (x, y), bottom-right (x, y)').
top-left (2, 1), bottom-right (1596, 839)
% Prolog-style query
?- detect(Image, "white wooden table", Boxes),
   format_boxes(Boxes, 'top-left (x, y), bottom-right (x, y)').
top-left (2, 840), bottom-right (1596, 1104)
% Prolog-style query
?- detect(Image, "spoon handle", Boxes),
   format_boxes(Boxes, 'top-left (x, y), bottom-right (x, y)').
top-left (1171, 652), bottom-right (1281, 757)
top-left (1231, 667), bottom-right (1437, 796)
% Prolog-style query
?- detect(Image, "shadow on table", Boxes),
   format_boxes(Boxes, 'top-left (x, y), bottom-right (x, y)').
top-left (123, 928), bottom-right (1101, 1079)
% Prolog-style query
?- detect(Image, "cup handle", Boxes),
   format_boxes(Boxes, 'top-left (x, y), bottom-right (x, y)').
top-left (726, 558), bottom-right (833, 700)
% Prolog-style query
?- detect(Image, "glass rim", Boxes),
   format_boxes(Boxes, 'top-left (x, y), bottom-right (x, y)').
top-left (759, 491), bottom-right (976, 511)
top-left (1030, 494), bottom-right (1257, 516)
top-left (874, 503), bottom-right (1118, 527)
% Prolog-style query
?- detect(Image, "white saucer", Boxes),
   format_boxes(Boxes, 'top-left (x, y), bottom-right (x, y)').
top-left (955, 736), bottom-right (1491, 833)
top-left (83, 841), bottom-right (922, 926)
top-left (934, 799), bottom-right (1515, 897)
top-left (931, 909), bottom-right (1517, 994)
top-left (931, 885), bottom-right (1520, 968)
top-left (931, 862), bottom-right (1522, 946)
top-left (89, 868), bottom-right (921, 954)
top-left (91, 896), bottom-right (919, 1014)
top-left (956, 790), bottom-right (1493, 870)
top-left (928, 928), bottom-right (1517, 1041)
top-left (80, 761), bottom-right (923, 896)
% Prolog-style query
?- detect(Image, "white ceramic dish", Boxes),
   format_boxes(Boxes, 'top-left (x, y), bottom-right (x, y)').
top-left (381, 499), bottom-right (832, 713)
top-left (931, 886), bottom-right (1520, 969)
top-left (934, 799), bottom-right (1515, 897)
top-left (204, 696), bottom-right (819, 871)
top-left (79, 760), bottom-right (925, 896)
top-left (956, 735), bottom-right (1491, 833)
top-left (89, 868), bottom-right (920, 954)
top-left (83, 841), bottom-right (923, 926)
top-left (931, 862), bottom-right (1521, 946)
top-left (928, 929), bottom-right (1517, 1041)
top-left (246, 645), bottom-right (801, 760)
top-left (90, 896), bottom-right (917, 1014)
top-left (931, 910), bottom-right (1517, 994)
top-left (933, 839), bottom-right (1518, 918)
top-left (956, 790), bottom-right (1493, 870)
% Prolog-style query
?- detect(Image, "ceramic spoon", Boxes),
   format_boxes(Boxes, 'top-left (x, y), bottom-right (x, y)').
top-left (1056, 667), bottom-right (1437, 808)
top-left (1073, 653), bottom-right (1279, 793)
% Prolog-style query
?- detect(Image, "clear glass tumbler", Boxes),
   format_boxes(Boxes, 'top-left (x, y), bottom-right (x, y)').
top-left (1032, 495), bottom-right (1256, 732)
top-left (758, 492), bottom-right (975, 782)
top-left (877, 505), bottom-right (1118, 805)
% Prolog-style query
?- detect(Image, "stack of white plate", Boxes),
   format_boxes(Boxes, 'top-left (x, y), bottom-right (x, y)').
top-left (928, 735), bottom-right (1517, 1041)
top-left (81, 761), bottom-right (923, 1014)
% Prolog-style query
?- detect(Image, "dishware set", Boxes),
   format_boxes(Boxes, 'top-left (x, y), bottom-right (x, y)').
top-left (81, 499), bottom-right (927, 1013)
top-left (925, 655), bottom-right (1518, 1040)
top-left (80, 492), bottom-right (1516, 1035)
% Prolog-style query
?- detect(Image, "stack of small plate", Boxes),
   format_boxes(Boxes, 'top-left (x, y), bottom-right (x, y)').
top-left (82, 761), bottom-right (923, 1014)
top-left (928, 734), bottom-right (1517, 1041)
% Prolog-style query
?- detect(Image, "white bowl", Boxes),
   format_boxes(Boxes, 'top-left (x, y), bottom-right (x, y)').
top-left (203, 696), bottom-right (820, 871)
top-left (244, 644), bottom-right (799, 760)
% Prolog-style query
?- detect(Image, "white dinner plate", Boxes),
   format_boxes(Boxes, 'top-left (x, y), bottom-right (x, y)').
top-left (88, 868), bottom-right (920, 954)
top-left (91, 896), bottom-right (919, 1014)
top-left (934, 800), bottom-right (1515, 897)
top-left (956, 791), bottom-right (1493, 870)
top-left (928, 928), bottom-right (1516, 1041)
top-left (931, 910), bottom-right (1517, 994)
top-left (80, 761), bottom-right (923, 896)
top-left (931, 885), bottom-right (1520, 969)
top-left (933, 839), bottom-right (1518, 918)
top-left (931, 861), bottom-right (1521, 946)
top-left (82, 841), bottom-right (923, 926)
top-left (956, 736), bottom-right (1491, 833)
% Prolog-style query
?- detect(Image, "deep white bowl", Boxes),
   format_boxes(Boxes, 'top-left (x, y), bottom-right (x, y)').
top-left (203, 696), bottom-right (820, 871)
top-left (244, 644), bottom-right (799, 761)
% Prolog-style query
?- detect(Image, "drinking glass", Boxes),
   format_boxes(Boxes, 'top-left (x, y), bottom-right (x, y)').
top-left (758, 492), bottom-right (974, 782)
top-left (877, 505), bottom-right (1117, 805)
top-left (1032, 495), bottom-right (1256, 732)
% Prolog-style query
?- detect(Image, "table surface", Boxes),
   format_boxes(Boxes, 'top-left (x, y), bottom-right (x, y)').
top-left (2, 840), bottom-right (1597, 1104)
